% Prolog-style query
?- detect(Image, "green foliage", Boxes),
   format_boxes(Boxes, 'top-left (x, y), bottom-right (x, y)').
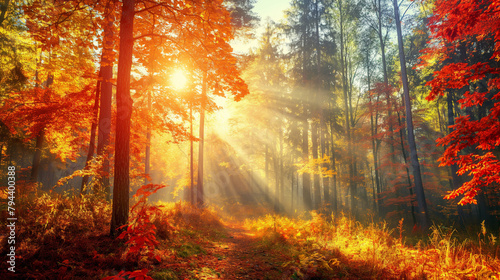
top-left (151, 269), bottom-right (178, 280)
top-left (175, 242), bottom-right (206, 258)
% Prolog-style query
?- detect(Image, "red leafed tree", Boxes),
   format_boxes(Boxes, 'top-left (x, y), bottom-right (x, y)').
top-left (422, 0), bottom-right (500, 205)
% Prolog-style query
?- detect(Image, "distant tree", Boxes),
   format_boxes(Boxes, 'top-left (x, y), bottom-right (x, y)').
top-left (393, 0), bottom-right (429, 230)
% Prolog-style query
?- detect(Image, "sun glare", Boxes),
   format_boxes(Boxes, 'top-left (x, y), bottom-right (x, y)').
top-left (170, 70), bottom-right (188, 91)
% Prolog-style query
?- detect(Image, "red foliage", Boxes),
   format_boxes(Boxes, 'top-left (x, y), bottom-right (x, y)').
top-left (117, 184), bottom-right (167, 263)
top-left (423, 0), bottom-right (500, 204)
top-left (101, 269), bottom-right (153, 280)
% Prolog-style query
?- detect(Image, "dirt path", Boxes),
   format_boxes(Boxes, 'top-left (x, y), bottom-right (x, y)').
top-left (166, 223), bottom-right (288, 280)
top-left (205, 224), bottom-right (284, 279)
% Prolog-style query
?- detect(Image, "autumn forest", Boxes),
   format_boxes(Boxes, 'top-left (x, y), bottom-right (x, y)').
top-left (1, 0), bottom-right (500, 279)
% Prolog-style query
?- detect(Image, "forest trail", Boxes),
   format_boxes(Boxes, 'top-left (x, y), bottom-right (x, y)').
top-left (165, 222), bottom-right (288, 279)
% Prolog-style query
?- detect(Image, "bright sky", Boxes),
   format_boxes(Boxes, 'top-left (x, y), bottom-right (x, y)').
top-left (253, 0), bottom-right (291, 24)
top-left (231, 0), bottom-right (291, 54)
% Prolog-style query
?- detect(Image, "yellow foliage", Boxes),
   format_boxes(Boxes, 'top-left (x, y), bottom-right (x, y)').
top-left (295, 155), bottom-right (336, 177)
top-left (245, 212), bottom-right (500, 279)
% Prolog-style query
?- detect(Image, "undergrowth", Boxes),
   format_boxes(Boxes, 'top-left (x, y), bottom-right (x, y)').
top-left (0, 182), bottom-right (226, 280)
top-left (2, 183), bottom-right (499, 280)
top-left (246, 212), bottom-right (500, 279)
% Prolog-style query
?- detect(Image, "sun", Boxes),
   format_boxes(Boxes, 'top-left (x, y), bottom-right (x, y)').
top-left (170, 70), bottom-right (188, 91)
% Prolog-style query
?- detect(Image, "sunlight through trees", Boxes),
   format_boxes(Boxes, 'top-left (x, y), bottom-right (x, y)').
top-left (1, 0), bottom-right (500, 278)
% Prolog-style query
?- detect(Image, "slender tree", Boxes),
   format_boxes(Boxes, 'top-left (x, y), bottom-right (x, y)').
top-left (393, 0), bottom-right (429, 230)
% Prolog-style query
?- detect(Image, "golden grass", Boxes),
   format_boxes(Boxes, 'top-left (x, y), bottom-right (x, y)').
top-left (245, 212), bottom-right (500, 279)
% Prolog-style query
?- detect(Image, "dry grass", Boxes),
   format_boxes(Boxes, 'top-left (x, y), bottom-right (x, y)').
top-left (246, 212), bottom-right (500, 279)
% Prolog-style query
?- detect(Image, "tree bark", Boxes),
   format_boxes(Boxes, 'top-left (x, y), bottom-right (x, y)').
top-left (366, 50), bottom-right (381, 215)
top-left (190, 103), bottom-right (194, 205)
top-left (145, 90), bottom-right (151, 184)
top-left (447, 92), bottom-right (466, 228)
top-left (110, 0), bottom-right (134, 236)
top-left (30, 129), bottom-right (44, 183)
top-left (31, 73), bottom-right (53, 183)
top-left (81, 78), bottom-right (101, 194)
top-left (393, 0), bottom-right (429, 230)
top-left (197, 73), bottom-right (207, 208)
top-left (302, 19), bottom-right (312, 210)
top-left (97, 6), bottom-right (114, 200)
top-left (337, 0), bottom-right (355, 215)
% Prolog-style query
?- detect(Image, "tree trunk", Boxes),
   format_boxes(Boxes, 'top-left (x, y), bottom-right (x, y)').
top-left (396, 105), bottom-right (416, 225)
top-left (97, 7), bottom-right (114, 200)
top-left (393, 0), bottom-right (429, 230)
top-left (279, 126), bottom-right (284, 211)
top-left (197, 73), bottom-right (207, 208)
top-left (338, 0), bottom-right (355, 215)
top-left (190, 103), bottom-right (194, 205)
top-left (30, 129), bottom-right (44, 183)
top-left (145, 90), bottom-right (151, 184)
top-left (110, 0), bottom-right (134, 236)
top-left (81, 78), bottom-right (101, 194)
top-left (302, 20), bottom-right (312, 210)
top-left (367, 50), bottom-right (381, 215)
top-left (312, 0), bottom-right (321, 210)
top-left (31, 73), bottom-right (53, 183)
top-left (274, 144), bottom-right (280, 212)
top-left (446, 92), bottom-right (466, 228)
top-left (265, 143), bottom-right (269, 197)
top-left (302, 110), bottom-right (312, 210)
top-left (330, 118), bottom-right (338, 212)
top-left (376, 0), bottom-right (396, 168)
top-left (322, 115), bottom-right (329, 205)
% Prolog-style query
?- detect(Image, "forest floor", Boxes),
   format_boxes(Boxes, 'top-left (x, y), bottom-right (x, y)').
top-left (1, 195), bottom-right (500, 279)
top-left (160, 220), bottom-right (404, 280)
top-left (150, 221), bottom-right (390, 280)
top-left (158, 222), bottom-right (288, 279)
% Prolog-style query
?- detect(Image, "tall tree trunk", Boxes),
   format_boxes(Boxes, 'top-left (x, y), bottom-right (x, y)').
top-left (393, 0), bottom-right (429, 230)
top-left (446, 92), bottom-right (466, 228)
top-left (97, 7), bottom-right (114, 200)
top-left (321, 115), bottom-right (329, 205)
top-left (396, 105), bottom-right (416, 225)
top-left (302, 109), bottom-right (312, 210)
top-left (338, 0), bottom-right (355, 215)
top-left (279, 126), bottom-right (284, 210)
top-left (274, 142), bottom-right (280, 212)
top-left (110, 0), bottom-right (134, 236)
top-left (291, 157), bottom-right (295, 212)
top-left (190, 103), bottom-right (194, 205)
top-left (197, 73), bottom-right (207, 208)
top-left (265, 143), bottom-right (269, 197)
top-left (30, 130), bottom-right (44, 183)
top-left (375, 0), bottom-right (396, 168)
top-left (367, 50), bottom-right (381, 215)
top-left (330, 115), bottom-right (338, 212)
top-left (312, 0), bottom-right (322, 209)
top-left (31, 73), bottom-right (53, 183)
top-left (145, 90), bottom-right (151, 184)
top-left (81, 78), bottom-right (101, 194)
top-left (312, 122), bottom-right (320, 208)
top-left (302, 21), bottom-right (312, 210)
